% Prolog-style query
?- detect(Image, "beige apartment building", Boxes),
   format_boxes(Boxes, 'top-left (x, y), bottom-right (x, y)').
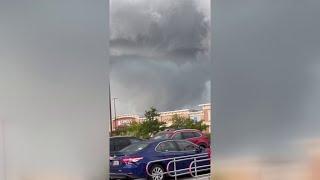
top-left (112, 103), bottom-right (212, 132)
top-left (158, 109), bottom-right (190, 127)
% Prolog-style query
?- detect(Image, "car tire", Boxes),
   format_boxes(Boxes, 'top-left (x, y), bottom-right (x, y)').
top-left (199, 143), bottom-right (207, 149)
top-left (148, 164), bottom-right (166, 180)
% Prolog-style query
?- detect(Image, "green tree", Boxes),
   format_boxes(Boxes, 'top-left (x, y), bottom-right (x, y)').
top-left (112, 124), bottom-right (129, 136)
top-left (127, 121), bottom-right (141, 137)
top-left (144, 107), bottom-right (160, 121)
top-left (111, 107), bottom-right (167, 139)
top-left (138, 107), bottom-right (166, 139)
top-left (170, 114), bottom-right (208, 131)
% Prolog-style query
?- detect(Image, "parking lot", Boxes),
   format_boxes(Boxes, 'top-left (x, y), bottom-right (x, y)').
top-left (110, 129), bottom-right (211, 180)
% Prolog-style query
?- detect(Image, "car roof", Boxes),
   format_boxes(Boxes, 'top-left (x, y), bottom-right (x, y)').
top-left (119, 139), bottom-right (200, 153)
top-left (136, 138), bottom-right (169, 145)
top-left (147, 139), bottom-right (201, 149)
top-left (115, 139), bottom-right (161, 148)
top-left (144, 138), bottom-right (193, 144)
top-left (110, 136), bottom-right (140, 139)
top-left (160, 129), bottom-right (201, 133)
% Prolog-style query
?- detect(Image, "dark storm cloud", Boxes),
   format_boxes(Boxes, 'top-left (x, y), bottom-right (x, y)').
top-left (110, 0), bottom-right (209, 63)
top-left (110, 0), bottom-right (210, 114)
top-left (212, 0), bottom-right (320, 157)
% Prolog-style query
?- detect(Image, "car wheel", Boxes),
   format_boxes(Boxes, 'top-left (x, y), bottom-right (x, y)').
top-left (199, 143), bottom-right (207, 149)
top-left (148, 164), bottom-right (165, 180)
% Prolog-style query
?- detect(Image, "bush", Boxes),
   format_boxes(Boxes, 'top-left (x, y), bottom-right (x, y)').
top-left (170, 114), bottom-right (208, 131)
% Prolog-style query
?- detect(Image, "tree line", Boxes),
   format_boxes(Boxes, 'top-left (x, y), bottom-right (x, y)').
top-left (111, 107), bottom-right (209, 139)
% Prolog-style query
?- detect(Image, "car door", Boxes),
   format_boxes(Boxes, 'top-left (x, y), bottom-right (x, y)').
top-left (182, 131), bottom-right (198, 144)
top-left (154, 141), bottom-right (180, 173)
top-left (155, 141), bottom-right (179, 159)
top-left (174, 140), bottom-right (199, 173)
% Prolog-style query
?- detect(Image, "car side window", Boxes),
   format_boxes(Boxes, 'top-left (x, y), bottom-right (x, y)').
top-left (182, 132), bottom-right (194, 139)
top-left (172, 132), bottom-right (183, 140)
top-left (176, 141), bottom-right (197, 151)
top-left (192, 132), bottom-right (201, 138)
top-left (156, 141), bottom-right (179, 152)
top-left (176, 141), bottom-right (198, 151)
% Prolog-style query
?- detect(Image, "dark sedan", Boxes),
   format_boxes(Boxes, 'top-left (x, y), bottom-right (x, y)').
top-left (110, 139), bottom-right (210, 180)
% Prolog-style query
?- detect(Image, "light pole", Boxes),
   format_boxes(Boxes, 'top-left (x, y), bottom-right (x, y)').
top-left (108, 82), bottom-right (113, 135)
top-left (112, 97), bottom-right (118, 132)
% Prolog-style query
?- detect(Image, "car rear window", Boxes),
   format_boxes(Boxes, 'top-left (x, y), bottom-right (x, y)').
top-left (119, 142), bottom-right (149, 154)
top-left (129, 138), bottom-right (142, 143)
top-left (152, 132), bottom-right (172, 140)
top-left (172, 132), bottom-right (183, 139)
top-left (182, 132), bottom-right (195, 139)
top-left (192, 132), bottom-right (201, 137)
top-left (110, 137), bottom-right (131, 151)
top-left (110, 139), bottom-right (116, 151)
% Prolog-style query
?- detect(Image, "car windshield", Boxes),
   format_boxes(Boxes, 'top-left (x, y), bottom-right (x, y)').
top-left (119, 142), bottom-right (149, 154)
top-left (152, 132), bottom-right (172, 140)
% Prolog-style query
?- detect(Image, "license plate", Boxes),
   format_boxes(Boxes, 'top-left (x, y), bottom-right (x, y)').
top-left (112, 160), bottom-right (119, 166)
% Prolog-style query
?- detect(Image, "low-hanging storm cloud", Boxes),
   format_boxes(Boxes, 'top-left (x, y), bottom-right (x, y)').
top-left (110, 0), bottom-right (210, 114)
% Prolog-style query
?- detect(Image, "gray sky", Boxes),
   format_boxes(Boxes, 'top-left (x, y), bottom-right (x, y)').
top-left (212, 0), bottom-right (320, 157)
top-left (110, 0), bottom-right (211, 115)
top-left (0, 0), bottom-right (109, 179)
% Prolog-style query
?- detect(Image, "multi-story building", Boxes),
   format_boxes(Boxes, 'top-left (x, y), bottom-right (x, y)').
top-left (199, 103), bottom-right (211, 131)
top-left (112, 114), bottom-right (140, 131)
top-left (158, 109), bottom-right (190, 127)
top-left (112, 103), bottom-right (212, 132)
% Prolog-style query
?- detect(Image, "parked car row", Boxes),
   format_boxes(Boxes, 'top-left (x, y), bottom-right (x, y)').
top-left (151, 129), bottom-right (210, 148)
top-left (109, 129), bottom-right (211, 180)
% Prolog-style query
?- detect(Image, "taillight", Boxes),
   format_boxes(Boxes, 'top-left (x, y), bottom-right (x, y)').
top-left (122, 157), bottom-right (143, 165)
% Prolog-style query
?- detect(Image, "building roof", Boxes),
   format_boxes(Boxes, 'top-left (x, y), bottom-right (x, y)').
top-left (159, 109), bottom-right (190, 115)
top-left (198, 103), bottom-right (211, 107)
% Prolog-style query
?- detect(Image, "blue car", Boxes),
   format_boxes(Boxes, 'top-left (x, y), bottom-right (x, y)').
top-left (110, 139), bottom-right (210, 180)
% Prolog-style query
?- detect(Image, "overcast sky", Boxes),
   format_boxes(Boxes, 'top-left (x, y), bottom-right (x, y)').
top-left (110, 0), bottom-right (211, 115)
top-left (212, 0), bottom-right (320, 157)
top-left (0, 0), bottom-right (109, 179)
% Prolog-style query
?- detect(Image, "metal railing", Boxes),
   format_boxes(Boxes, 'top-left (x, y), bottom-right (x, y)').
top-left (145, 153), bottom-right (211, 180)
top-left (189, 158), bottom-right (211, 178)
